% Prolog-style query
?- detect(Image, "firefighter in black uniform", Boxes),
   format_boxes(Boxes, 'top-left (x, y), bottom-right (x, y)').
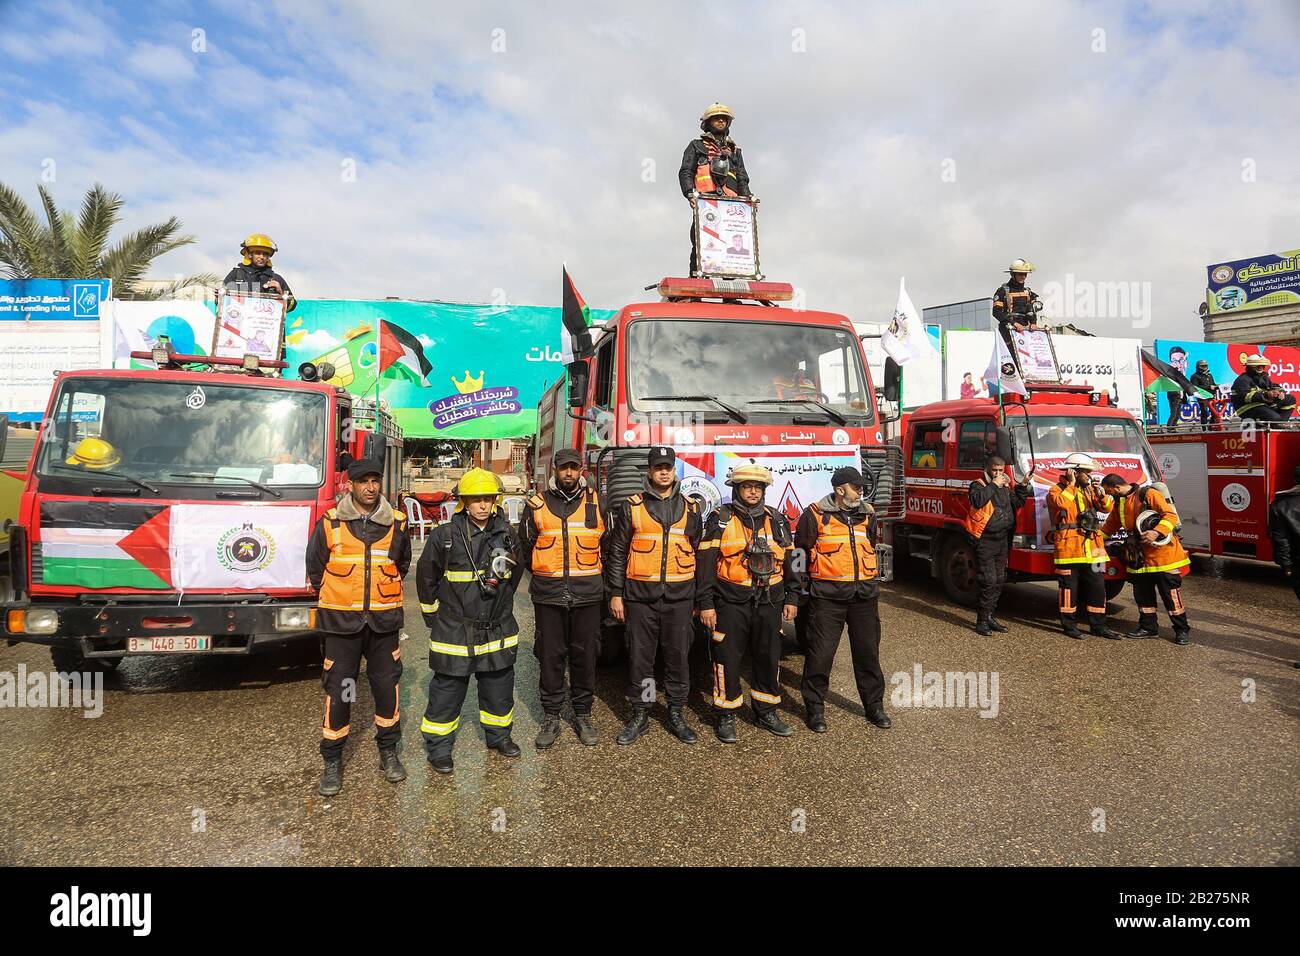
top-left (966, 455), bottom-right (1031, 636)
top-left (794, 466), bottom-right (890, 732)
top-left (520, 448), bottom-right (605, 749)
top-left (1269, 465), bottom-right (1300, 603)
top-left (1190, 359), bottom-right (1218, 424)
top-left (222, 232), bottom-right (297, 313)
top-left (992, 258), bottom-right (1042, 364)
top-left (606, 446), bottom-right (704, 746)
top-left (1232, 353), bottom-right (1297, 421)
top-left (306, 458), bottom-right (412, 796)
top-left (696, 463), bottom-right (798, 743)
top-left (417, 468), bottom-right (523, 774)
top-left (679, 102), bottom-right (751, 275)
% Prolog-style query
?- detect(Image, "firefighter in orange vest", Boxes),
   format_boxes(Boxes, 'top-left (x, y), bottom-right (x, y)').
top-left (606, 446), bottom-right (704, 746)
top-left (794, 466), bottom-right (890, 732)
top-left (1100, 474), bottom-right (1192, 644)
top-left (1045, 453), bottom-right (1118, 639)
top-left (306, 458), bottom-right (412, 796)
top-left (417, 468), bottom-right (524, 774)
top-left (697, 464), bottom-right (798, 743)
top-left (679, 102), bottom-right (751, 274)
top-left (520, 448), bottom-right (605, 749)
top-left (966, 454), bottom-right (1032, 636)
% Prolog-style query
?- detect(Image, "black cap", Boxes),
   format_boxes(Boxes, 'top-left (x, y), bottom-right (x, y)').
top-left (347, 458), bottom-right (383, 480)
top-left (553, 448), bottom-right (582, 468)
top-left (648, 446), bottom-right (676, 468)
top-left (830, 466), bottom-right (865, 489)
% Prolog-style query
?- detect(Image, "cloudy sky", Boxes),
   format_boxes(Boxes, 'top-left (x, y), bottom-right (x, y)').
top-left (1, 0), bottom-right (1297, 341)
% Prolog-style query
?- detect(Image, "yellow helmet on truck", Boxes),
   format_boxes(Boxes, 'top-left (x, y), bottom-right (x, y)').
top-left (65, 437), bottom-right (121, 471)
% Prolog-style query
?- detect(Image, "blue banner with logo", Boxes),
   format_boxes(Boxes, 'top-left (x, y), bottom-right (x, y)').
top-left (1205, 250), bottom-right (1300, 314)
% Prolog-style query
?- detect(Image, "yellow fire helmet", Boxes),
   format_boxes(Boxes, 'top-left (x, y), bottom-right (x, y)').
top-left (1007, 258), bottom-right (1035, 275)
top-left (454, 467), bottom-right (503, 509)
top-left (240, 232), bottom-right (278, 265)
top-left (700, 102), bottom-right (735, 123)
top-left (65, 436), bottom-right (121, 471)
top-left (725, 463), bottom-right (774, 487)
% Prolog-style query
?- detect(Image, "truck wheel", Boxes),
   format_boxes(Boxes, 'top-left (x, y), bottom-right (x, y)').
top-left (937, 535), bottom-right (979, 608)
top-left (49, 643), bottom-right (119, 673)
top-left (1105, 579), bottom-right (1127, 602)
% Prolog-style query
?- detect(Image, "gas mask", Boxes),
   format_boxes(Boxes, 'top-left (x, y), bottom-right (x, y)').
top-left (744, 533), bottom-right (777, 586)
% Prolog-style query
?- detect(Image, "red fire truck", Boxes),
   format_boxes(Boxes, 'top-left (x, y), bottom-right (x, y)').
top-left (1146, 422), bottom-right (1300, 565)
top-left (2, 352), bottom-right (401, 672)
top-left (895, 381), bottom-right (1163, 606)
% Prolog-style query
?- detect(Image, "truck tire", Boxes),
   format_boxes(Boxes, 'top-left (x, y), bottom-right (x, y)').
top-left (1105, 579), bottom-right (1127, 602)
top-left (937, 534), bottom-right (979, 608)
top-left (49, 643), bottom-right (120, 673)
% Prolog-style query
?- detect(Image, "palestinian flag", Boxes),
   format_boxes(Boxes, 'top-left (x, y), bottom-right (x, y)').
top-left (561, 266), bottom-right (593, 363)
top-left (36, 502), bottom-right (172, 590)
top-left (1140, 349), bottom-right (1212, 398)
top-left (377, 320), bottom-right (432, 386)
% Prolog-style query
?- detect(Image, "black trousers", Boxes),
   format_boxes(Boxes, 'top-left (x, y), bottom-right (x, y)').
top-left (421, 667), bottom-right (515, 759)
top-left (1241, 401), bottom-right (1296, 422)
top-left (1131, 572), bottom-right (1190, 635)
top-left (710, 599), bottom-right (782, 714)
top-left (533, 602), bottom-right (601, 716)
top-left (320, 626), bottom-right (402, 758)
top-left (1166, 391), bottom-right (1183, 426)
top-left (1056, 564), bottom-right (1107, 629)
top-left (801, 596), bottom-right (884, 713)
top-left (625, 598), bottom-right (694, 708)
top-left (688, 221), bottom-right (699, 275)
top-left (974, 533), bottom-right (1010, 619)
top-left (1195, 399), bottom-right (1214, 424)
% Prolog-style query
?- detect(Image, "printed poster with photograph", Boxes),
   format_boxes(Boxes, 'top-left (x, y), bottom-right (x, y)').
top-left (1011, 328), bottom-right (1059, 382)
top-left (696, 197), bottom-right (758, 278)
top-left (214, 291), bottom-right (286, 363)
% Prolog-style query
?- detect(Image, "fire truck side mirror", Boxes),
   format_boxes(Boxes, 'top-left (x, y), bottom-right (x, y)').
top-left (0, 414), bottom-right (7, 462)
top-left (567, 361), bottom-right (589, 408)
top-left (995, 426), bottom-right (1013, 463)
top-left (882, 358), bottom-right (902, 404)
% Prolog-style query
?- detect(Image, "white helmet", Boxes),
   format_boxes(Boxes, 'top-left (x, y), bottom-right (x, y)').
top-left (1064, 453), bottom-right (1100, 471)
top-left (1007, 258), bottom-right (1035, 274)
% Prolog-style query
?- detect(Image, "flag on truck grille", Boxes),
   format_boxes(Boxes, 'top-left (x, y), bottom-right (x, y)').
top-left (561, 266), bottom-right (593, 364)
top-left (377, 320), bottom-right (432, 386)
top-left (36, 502), bottom-right (172, 589)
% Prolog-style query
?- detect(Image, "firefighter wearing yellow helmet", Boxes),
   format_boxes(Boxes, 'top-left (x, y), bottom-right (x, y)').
top-left (65, 437), bottom-right (121, 471)
top-left (992, 256), bottom-right (1042, 364)
top-left (1045, 452), bottom-right (1118, 640)
top-left (222, 232), bottom-right (297, 313)
top-left (679, 101), bottom-right (751, 274)
top-left (416, 467), bottom-right (523, 774)
top-left (696, 463), bottom-right (797, 743)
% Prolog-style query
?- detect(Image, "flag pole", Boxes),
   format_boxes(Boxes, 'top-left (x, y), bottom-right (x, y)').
top-left (374, 316), bottom-right (381, 424)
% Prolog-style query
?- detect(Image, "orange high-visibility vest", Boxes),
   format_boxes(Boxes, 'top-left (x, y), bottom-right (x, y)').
top-left (808, 504), bottom-right (877, 582)
top-left (627, 494), bottom-right (696, 583)
top-left (1046, 484), bottom-right (1109, 565)
top-left (318, 510), bottom-right (405, 614)
top-left (1105, 488), bottom-right (1189, 575)
top-left (716, 508), bottom-right (787, 587)
top-left (694, 163), bottom-right (739, 196)
top-left (964, 478), bottom-right (994, 539)
top-left (528, 490), bottom-right (604, 578)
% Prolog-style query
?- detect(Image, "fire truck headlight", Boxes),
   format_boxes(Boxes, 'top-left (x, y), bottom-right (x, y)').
top-left (14, 608), bottom-right (59, 634)
top-left (151, 346), bottom-right (170, 365)
top-left (275, 607), bottom-right (314, 631)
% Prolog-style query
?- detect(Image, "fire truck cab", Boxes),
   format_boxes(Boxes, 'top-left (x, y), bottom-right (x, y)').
top-left (897, 381), bottom-right (1162, 606)
top-left (3, 354), bottom-right (401, 673)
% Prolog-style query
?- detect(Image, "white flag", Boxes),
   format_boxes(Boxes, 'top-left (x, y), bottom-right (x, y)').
top-left (171, 504), bottom-right (312, 590)
top-left (881, 277), bottom-right (936, 365)
top-left (984, 333), bottom-right (1027, 395)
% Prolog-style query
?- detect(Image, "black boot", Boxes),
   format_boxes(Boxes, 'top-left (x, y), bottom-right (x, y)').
top-left (1091, 624), bottom-right (1122, 640)
top-left (488, 735), bottom-right (521, 758)
top-left (1063, 621), bottom-right (1084, 640)
top-left (754, 709), bottom-right (793, 737)
top-left (667, 706), bottom-right (697, 744)
top-left (534, 713), bottom-right (562, 750)
top-left (865, 707), bottom-right (893, 729)
top-left (574, 714), bottom-right (599, 747)
top-left (378, 748), bottom-right (406, 783)
top-left (715, 713), bottom-right (738, 744)
top-left (1173, 631), bottom-right (1190, 646)
top-left (1126, 625), bottom-right (1160, 639)
top-left (318, 757), bottom-right (343, 796)
top-left (616, 706), bottom-right (651, 746)
top-left (805, 705), bottom-right (828, 733)
top-left (988, 617), bottom-right (1009, 632)
top-left (429, 754), bottom-right (454, 775)
top-left (975, 616), bottom-right (993, 636)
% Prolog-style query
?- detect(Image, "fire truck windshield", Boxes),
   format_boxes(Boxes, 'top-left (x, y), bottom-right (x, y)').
top-left (36, 378), bottom-right (328, 488)
top-left (626, 318), bottom-right (872, 422)
top-left (1011, 415), bottom-right (1157, 475)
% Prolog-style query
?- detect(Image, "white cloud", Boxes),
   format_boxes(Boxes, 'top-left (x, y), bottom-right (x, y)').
top-left (125, 42), bottom-right (196, 84)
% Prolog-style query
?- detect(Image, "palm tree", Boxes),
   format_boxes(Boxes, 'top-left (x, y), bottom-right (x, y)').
top-left (0, 181), bottom-right (216, 299)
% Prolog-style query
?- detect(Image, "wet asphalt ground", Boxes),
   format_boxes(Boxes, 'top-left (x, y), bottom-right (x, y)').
top-left (0, 547), bottom-right (1295, 867)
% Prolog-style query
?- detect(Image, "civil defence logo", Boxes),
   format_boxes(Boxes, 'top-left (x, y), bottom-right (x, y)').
top-left (218, 523), bottom-right (276, 572)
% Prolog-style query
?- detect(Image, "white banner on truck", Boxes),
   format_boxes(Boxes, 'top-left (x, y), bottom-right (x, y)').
top-left (109, 299), bottom-right (218, 368)
top-left (170, 504), bottom-right (311, 590)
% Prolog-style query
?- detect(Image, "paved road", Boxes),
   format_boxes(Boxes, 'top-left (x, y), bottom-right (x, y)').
top-left (0, 550), bottom-right (1295, 866)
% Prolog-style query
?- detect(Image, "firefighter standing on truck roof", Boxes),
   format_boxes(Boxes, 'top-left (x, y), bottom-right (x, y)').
top-left (222, 232), bottom-right (297, 313)
top-left (306, 458), bottom-right (411, 797)
top-left (606, 446), bottom-right (704, 746)
top-left (1100, 473), bottom-right (1191, 645)
top-left (680, 102), bottom-right (751, 275)
top-left (966, 454), bottom-right (1031, 636)
top-left (417, 468), bottom-right (524, 775)
top-left (520, 448), bottom-right (605, 749)
top-left (992, 258), bottom-right (1041, 363)
top-left (1045, 453), bottom-right (1118, 640)
top-left (1232, 354), bottom-right (1297, 422)
top-left (696, 464), bottom-right (797, 743)
top-left (794, 466), bottom-right (891, 733)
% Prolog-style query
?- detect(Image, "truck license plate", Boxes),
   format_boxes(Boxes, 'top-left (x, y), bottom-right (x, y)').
top-left (127, 635), bottom-right (212, 653)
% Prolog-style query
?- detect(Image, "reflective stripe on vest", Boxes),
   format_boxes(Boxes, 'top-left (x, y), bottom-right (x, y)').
top-left (808, 506), bottom-right (876, 582)
top-left (964, 479), bottom-right (994, 538)
top-left (318, 511), bottom-right (403, 612)
top-left (530, 491), bottom-right (604, 578)
top-left (1117, 492), bottom-right (1190, 575)
top-left (1051, 487), bottom-right (1103, 565)
top-left (628, 495), bottom-right (695, 583)
top-left (717, 511), bottom-right (785, 587)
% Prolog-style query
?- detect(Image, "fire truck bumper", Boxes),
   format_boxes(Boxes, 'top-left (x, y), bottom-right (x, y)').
top-left (2, 600), bottom-right (319, 657)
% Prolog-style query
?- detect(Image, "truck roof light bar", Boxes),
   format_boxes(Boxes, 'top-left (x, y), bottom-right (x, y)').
top-left (130, 350), bottom-right (289, 371)
top-left (657, 276), bottom-right (794, 302)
